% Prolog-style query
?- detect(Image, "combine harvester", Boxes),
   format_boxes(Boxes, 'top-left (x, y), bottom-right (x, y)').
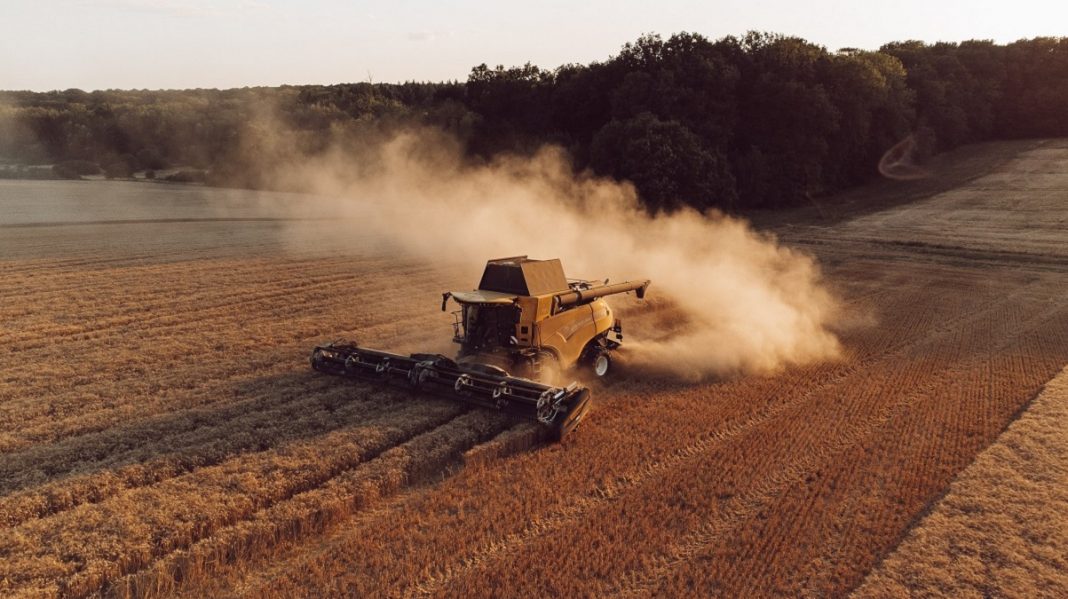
top-left (311, 256), bottom-right (650, 439)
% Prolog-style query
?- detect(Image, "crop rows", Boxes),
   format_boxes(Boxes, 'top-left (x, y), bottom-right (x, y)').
top-left (0, 400), bottom-right (478, 597)
top-left (0, 381), bottom-right (400, 526)
top-left (0, 256), bottom-right (461, 451)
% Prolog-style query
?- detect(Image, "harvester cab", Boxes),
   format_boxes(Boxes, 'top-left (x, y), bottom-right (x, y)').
top-left (311, 257), bottom-right (649, 440)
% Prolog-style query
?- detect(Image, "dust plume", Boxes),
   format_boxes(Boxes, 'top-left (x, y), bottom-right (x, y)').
top-left (269, 127), bottom-right (842, 380)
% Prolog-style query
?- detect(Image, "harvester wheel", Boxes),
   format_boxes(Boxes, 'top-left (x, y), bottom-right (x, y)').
top-left (592, 350), bottom-right (611, 377)
top-left (581, 341), bottom-right (612, 378)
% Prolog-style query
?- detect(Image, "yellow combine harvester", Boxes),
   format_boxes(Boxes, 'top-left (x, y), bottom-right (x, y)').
top-left (311, 256), bottom-right (650, 439)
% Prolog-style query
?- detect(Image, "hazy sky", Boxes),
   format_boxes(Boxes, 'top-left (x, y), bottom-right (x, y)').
top-left (2, 0), bottom-right (1066, 91)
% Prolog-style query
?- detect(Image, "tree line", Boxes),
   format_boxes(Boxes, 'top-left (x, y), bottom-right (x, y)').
top-left (1, 32), bottom-right (1066, 212)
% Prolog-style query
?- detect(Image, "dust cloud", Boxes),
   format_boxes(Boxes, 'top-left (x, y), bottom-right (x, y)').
top-left (270, 127), bottom-right (842, 380)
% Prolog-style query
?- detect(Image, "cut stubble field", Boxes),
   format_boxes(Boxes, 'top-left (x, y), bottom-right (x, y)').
top-left (2, 139), bottom-right (1068, 598)
top-left (853, 364), bottom-right (1068, 598)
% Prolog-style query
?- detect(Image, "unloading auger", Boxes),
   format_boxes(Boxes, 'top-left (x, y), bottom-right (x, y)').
top-left (311, 256), bottom-right (650, 440)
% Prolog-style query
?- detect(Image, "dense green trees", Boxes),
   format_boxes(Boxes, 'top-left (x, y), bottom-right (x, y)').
top-left (590, 112), bottom-right (736, 211)
top-left (997, 38), bottom-right (1068, 138)
top-left (1, 33), bottom-right (1066, 212)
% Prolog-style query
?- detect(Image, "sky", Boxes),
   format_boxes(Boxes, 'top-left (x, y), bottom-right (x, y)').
top-left (2, 0), bottom-right (1066, 91)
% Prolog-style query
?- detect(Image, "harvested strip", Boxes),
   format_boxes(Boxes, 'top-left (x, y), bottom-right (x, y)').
top-left (852, 365), bottom-right (1068, 598)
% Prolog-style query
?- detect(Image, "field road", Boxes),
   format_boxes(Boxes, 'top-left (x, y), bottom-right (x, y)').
top-left (1, 139), bottom-right (1067, 598)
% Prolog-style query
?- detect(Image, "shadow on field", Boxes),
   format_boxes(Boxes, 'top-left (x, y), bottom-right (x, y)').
top-left (0, 371), bottom-right (422, 501)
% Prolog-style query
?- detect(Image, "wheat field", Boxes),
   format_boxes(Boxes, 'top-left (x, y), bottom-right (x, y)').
top-left (2, 139), bottom-right (1067, 597)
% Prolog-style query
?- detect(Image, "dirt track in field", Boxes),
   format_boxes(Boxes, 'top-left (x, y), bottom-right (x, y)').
top-left (1, 139), bottom-right (1067, 598)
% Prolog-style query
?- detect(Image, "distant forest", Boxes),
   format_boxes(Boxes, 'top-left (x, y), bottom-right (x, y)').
top-left (2, 33), bottom-right (1066, 211)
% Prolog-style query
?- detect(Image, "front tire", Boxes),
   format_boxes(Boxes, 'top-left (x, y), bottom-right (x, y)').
top-left (591, 351), bottom-right (611, 377)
